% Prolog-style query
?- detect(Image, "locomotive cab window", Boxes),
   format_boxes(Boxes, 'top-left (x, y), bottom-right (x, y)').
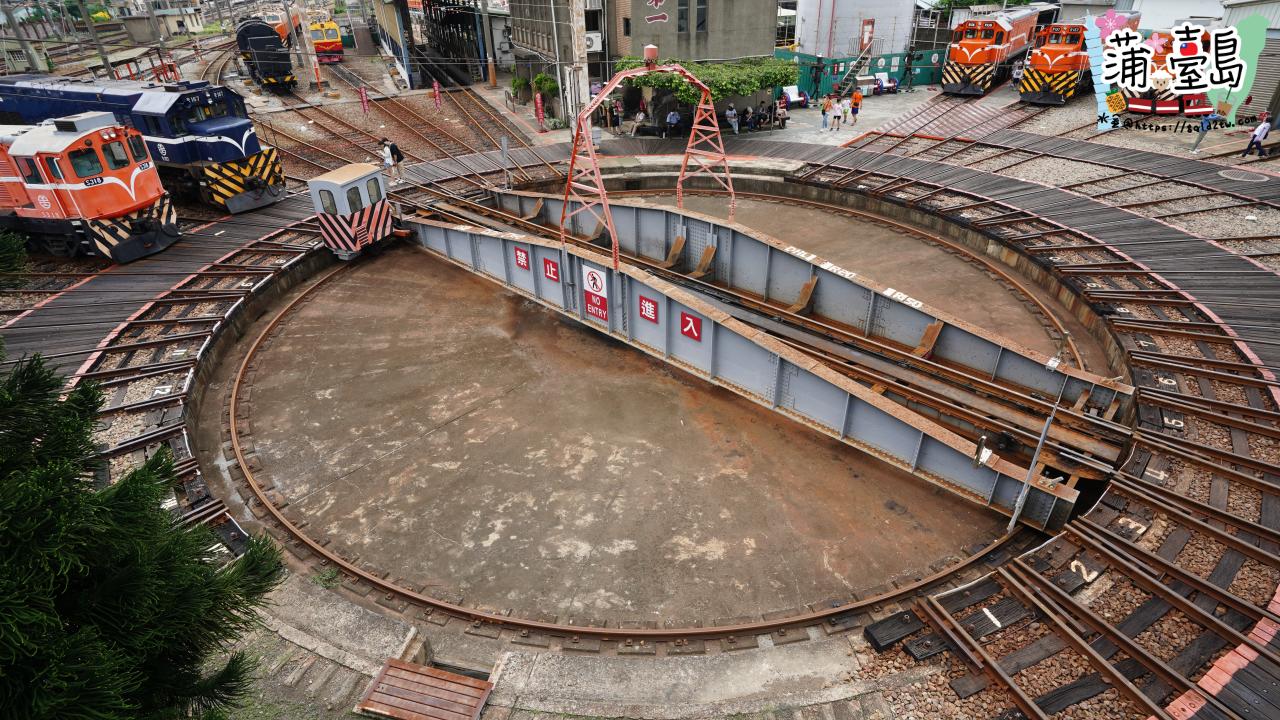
top-left (982, 29), bottom-right (994, 39)
top-left (311, 29), bottom-right (322, 40)
top-left (366, 178), bottom-right (382, 203)
top-left (128, 134), bottom-right (148, 161)
top-left (1067, 33), bottom-right (1080, 46)
top-left (995, 31), bottom-right (1003, 44)
top-left (1049, 33), bottom-right (1061, 44)
top-left (15, 157), bottom-right (42, 184)
top-left (345, 186), bottom-right (363, 212)
top-left (103, 141), bottom-right (129, 170)
top-left (326, 28), bottom-right (339, 39)
top-left (319, 189), bottom-right (337, 214)
top-left (964, 28), bottom-right (976, 39)
top-left (44, 157), bottom-right (63, 180)
top-left (69, 147), bottom-right (103, 178)
top-left (1036, 34), bottom-right (1047, 47)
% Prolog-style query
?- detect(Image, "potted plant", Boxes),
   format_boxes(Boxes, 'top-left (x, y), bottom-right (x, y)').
top-left (510, 75), bottom-right (531, 103)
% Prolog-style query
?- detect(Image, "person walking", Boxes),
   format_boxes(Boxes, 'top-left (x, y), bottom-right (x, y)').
top-left (851, 88), bottom-right (863, 126)
top-left (830, 98), bottom-right (843, 131)
top-left (665, 108), bottom-right (681, 138)
top-left (840, 95), bottom-right (852, 125)
top-left (725, 103), bottom-right (738, 134)
top-left (380, 138), bottom-right (403, 184)
top-left (1242, 112), bottom-right (1271, 158)
top-left (821, 95), bottom-right (833, 129)
top-left (1010, 60), bottom-right (1025, 92)
top-left (1190, 110), bottom-right (1223, 153)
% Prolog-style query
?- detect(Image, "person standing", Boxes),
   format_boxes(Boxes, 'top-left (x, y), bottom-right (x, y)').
top-left (830, 100), bottom-right (842, 131)
top-left (821, 95), bottom-right (832, 129)
top-left (665, 108), bottom-right (681, 138)
top-left (851, 88), bottom-right (863, 126)
top-left (611, 99), bottom-right (623, 134)
top-left (725, 103), bottom-right (738, 134)
top-left (1010, 60), bottom-right (1024, 92)
top-left (1190, 111), bottom-right (1223, 153)
top-left (1242, 112), bottom-right (1271, 158)
top-left (840, 95), bottom-right (852, 125)
top-left (381, 138), bottom-right (403, 184)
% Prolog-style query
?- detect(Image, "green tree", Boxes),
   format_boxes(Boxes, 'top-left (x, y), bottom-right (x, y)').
top-left (0, 230), bottom-right (26, 288)
top-left (0, 345), bottom-right (285, 719)
top-left (613, 56), bottom-right (798, 105)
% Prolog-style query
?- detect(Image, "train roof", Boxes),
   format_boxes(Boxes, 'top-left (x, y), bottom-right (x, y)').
top-left (310, 163), bottom-right (381, 187)
top-left (0, 75), bottom-right (220, 115)
top-left (3, 112), bottom-right (120, 155)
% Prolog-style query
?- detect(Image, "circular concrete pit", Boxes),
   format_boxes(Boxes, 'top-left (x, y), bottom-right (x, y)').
top-left (239, 200), bottom-right (1101, 623)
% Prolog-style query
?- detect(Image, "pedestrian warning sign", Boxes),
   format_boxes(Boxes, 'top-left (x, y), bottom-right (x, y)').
top-left (583, 266), bottom-right (609, 322)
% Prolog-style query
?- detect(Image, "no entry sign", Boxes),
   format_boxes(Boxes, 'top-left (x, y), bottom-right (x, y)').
top-left (582, 266), bottom-right (609, 322)
top-left (513, 246), bottom-right (530, 270)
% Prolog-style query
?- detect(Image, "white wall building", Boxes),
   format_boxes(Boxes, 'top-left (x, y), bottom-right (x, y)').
top-left (1115, 0), bottom-right (1224, 29)
top-left (794, 0), bottom-right (915, 57)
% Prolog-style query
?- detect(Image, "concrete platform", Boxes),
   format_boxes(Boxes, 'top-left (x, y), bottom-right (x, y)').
top-left (239, 203), bottom-right (1054, 624)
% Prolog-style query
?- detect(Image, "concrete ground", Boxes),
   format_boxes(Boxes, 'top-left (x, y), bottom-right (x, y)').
top-left (242, 240), bottom-right (1011, 627)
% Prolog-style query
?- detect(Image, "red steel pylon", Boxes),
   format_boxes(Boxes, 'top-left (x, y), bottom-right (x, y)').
top-left (559, 63), bottom-right (737, 270)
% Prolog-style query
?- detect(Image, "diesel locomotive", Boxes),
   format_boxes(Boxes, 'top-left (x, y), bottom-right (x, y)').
top-left (0, 75), bottom-right (286, 213)
top-left (941, 7), bottom-right (1039, 96)
top-left (1019, 14), bottom-right (1141, 106)
top-left (0, 111), bottom-right (179, 262)
top-left (236, 17), bottom-right (298, 91)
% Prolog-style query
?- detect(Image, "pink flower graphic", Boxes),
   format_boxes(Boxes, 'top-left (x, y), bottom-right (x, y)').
top-left (1143, 33), bottom-right (1169, 53)
top-left (1095, 9), bottom-right (1127, 39)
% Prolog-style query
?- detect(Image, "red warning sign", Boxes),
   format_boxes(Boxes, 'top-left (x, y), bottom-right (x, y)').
top-left (514, 246), bottom-right (530, 270)
top-left (638, 295), bottom-right (658, 324)
top-left (543, 258), bottom-right (560, 282)
top-left (680, 311), bottom-right (702, 341)
top-left (583, 266), bottom-right (609, 322)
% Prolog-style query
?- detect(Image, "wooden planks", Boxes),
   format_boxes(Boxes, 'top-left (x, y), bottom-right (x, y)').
top-left (355, 659), bottom-right (492, 720)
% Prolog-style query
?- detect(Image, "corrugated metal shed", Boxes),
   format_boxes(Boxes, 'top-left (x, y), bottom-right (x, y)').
top-left (1223, 1), bottom-right (1280, 118)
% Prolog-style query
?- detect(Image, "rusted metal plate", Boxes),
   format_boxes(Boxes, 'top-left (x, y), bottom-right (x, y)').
top-left (355, 659), bottom-right (492, 720)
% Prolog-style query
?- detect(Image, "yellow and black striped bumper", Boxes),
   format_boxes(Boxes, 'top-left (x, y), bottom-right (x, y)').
top-left (201, 146), bottom-right (288, 214)
top-left (942, 61), bottom-right (996, 96)
top-left (1019, 69), bottom-right (1085, 106)
top-left (85, 194), bottom-right (181, 263)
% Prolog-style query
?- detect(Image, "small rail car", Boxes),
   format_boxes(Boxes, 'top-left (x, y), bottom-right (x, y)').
top-left (1122, 30), bottom-right (1213, 117)
top-left (310, 20), bottom-right (343, 64)
top-left (0, 112), bottom-right (179, 262)
top-left (942, 7), bottom-right (1039, 96)
top-left (1020, 13), bottom-right (1141, 106)
top-left (0, 75), bottom-right (286, 213)
top-left (308, 163), bottom-right (397, 260)
top-left (236, 17), bottom-right (297, 91)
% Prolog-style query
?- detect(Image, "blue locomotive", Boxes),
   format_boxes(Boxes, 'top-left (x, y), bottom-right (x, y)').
top-left (0, 75), bottom-right (286, 213)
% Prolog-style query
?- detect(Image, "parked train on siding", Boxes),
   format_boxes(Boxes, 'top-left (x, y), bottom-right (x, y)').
top-left (0, 112), bottom-right (179, 262)
top-left (941, 7), bottom-right (1040, 96)
top-left (310, 19), bottom-right (343, 64)
top-left (236, 17), bottom-right (297, 91)
top-left (1020, 13), bottom-right (1142, 106)
top-left (0, 75), bottom-right (285, 214)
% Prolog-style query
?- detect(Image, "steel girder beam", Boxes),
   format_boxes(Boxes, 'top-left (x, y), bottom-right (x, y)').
top-left (407, 217), bottom-right (1079, 530)
top-left (497, 190), bottom-right (1134, 418)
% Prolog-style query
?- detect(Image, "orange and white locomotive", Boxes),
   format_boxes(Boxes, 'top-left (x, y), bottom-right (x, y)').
top-left (1020, 13), bottom-right (1141, 105)
top-left (942, 7), bottom-right (1039, 96)
top-left (0, 111), bottom-right (179, 262)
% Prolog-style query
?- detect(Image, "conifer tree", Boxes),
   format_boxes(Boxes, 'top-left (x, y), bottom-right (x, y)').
top-left (0, 345), bottom-right (284, 719)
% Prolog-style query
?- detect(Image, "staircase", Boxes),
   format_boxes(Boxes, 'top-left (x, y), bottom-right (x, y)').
top-left (833, 46), bottom-right (874, 97)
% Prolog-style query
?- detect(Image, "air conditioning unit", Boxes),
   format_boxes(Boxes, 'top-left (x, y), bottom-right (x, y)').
top-left (585, 31), bottom-right (603, 53)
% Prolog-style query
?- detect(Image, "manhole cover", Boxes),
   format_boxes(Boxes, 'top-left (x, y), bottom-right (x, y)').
top-left (1219, 168), bottom-right (1271, 183)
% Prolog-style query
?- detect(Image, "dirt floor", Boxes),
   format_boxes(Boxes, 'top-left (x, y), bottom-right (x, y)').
top-left (241, 241), bottom-right (1011, 625)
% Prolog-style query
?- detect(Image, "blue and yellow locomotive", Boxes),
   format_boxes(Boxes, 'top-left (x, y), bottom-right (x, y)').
top-left (0, 75), bottom-right (286, 213)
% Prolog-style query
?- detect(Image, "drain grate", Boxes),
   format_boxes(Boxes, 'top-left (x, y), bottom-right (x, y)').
top-left (1218, 168), bottom-right (1271, 183)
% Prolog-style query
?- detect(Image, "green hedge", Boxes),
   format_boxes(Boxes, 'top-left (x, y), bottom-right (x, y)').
top-left (613, 56), bottom-right (798, 105)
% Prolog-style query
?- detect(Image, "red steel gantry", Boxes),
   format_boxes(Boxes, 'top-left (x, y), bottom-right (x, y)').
top-left (558, 55), bottom-right (737, 269)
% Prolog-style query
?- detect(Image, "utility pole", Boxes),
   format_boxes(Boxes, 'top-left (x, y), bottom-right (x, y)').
top-left (75, 0), bottom-right (112, 78)
top-left (144, 0), bottom-right (165, 49)
top-left (281, 0), bottom-right (320, 89)
top-left (568, 0), bottom-right (589, 116)
top-left (2, 2), bottom-right (44, 72)
top-left (478, 0), bottom-right (496, 87)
